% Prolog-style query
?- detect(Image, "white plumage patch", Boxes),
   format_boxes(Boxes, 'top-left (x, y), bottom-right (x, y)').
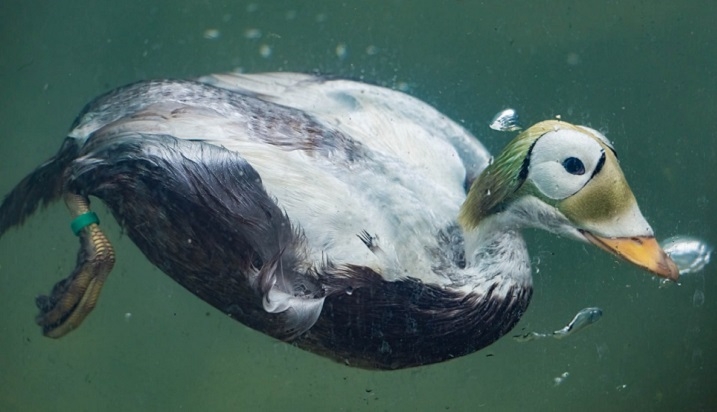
top-left (179, 73), bottom-right (491, 284)
top-left (528, 129), bottom-right (604, 200)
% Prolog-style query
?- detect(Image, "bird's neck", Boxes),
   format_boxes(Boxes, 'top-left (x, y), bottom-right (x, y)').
top-left (461, 211), bottom-right (533, 292)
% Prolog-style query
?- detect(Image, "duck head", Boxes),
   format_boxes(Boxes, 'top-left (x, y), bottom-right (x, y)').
top-left (460, 119), bottom-right (679, 280)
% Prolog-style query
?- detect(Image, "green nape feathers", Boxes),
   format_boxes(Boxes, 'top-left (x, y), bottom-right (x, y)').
top-left (459, 120), bottom-right (573, 229)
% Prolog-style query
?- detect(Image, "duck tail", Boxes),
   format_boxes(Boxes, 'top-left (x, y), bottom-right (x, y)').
top-left (0, 138), bottom-right (80, 236)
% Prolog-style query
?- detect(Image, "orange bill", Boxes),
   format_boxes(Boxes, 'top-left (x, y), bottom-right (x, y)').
top-left (582, 232), bottom-right (680, 281)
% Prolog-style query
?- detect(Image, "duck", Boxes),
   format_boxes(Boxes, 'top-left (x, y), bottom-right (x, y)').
top-left (0, 72), bottom-right (678, 370)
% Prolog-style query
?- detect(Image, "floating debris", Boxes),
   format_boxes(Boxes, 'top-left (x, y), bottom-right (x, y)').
top-left (514, 307), bottom-right (603, 342)
top-left (489, 108), bottom-right (522, 132)
top-left (660, 235), bottom-right (712, 275)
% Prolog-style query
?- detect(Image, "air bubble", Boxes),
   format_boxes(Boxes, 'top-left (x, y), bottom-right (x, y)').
top-left (244, 28), bottom-right (262, 39)
top-left (203, 29), bottom-right (220, 40)
top-left (259, 44), bottom-right (272, 58)
top-left (693, 289), bottom-right (705, 307)
top-left (553, 371), bottom-right (570, 386)
top-left (489, 108), bottom-right (521, 132)
top-left (661, 235), bottom-right (712, 275)
top-left (336, 43), bottom-right (348, 59)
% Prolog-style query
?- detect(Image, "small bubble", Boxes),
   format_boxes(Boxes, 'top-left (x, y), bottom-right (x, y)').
top-left (693, 289), bottom-right (705, 307)
top-left (244, 28), bottom-right (262, 39)
top-left (566, 52), bottom-right (581, 66)
top-left (366, 45), bottom-right (379, 55)
top-left (259, 44), bottom-right (272, 58)
top-left (553, 371), bottom-right (569, 386)
top-left (489, 108), bottom-right (521, 132)
top-left (335, 43), bottom-right (348, 59)
top-left (124, 312), bottom-right (132, 321)
top-left (285, 10), bottom-right (297, 20)
top-left (658, 277), bottom-right (674, 288)
top-left (203, 28), bottom-right (220, 40)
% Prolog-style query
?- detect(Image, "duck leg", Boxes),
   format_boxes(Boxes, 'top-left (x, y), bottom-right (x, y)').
top-left (35, 193), bottom-right (115, 338)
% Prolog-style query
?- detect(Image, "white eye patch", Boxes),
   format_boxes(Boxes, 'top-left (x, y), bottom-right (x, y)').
top-left (528, 129), bottom-right (604, 200)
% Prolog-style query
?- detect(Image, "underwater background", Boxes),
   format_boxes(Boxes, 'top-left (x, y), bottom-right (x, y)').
top-left (0, 1), bottom-right (714, 411)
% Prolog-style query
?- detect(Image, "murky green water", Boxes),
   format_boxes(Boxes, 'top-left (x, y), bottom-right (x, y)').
top-left (1, 1), bottom-right (715, 411)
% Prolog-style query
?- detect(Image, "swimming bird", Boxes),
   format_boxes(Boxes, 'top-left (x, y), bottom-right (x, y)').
top-left (0, 72), bottom-right (678, 369)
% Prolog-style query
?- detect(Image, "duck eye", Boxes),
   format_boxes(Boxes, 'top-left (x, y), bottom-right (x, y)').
top-left (562, 157), bottom-right (585, 175)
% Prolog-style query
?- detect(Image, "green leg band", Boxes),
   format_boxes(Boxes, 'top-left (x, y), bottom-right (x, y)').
top-left (70, 212), bottom-right (100, 236)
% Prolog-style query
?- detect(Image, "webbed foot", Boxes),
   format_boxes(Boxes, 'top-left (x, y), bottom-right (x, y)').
top-left (35, 193), bottom-right (115, 338)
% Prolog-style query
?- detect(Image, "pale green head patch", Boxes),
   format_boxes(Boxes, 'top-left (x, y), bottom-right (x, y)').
top-left (459, 119), bottom-right (636, 232)
top-left (459, 120), bottom-right (566, 229)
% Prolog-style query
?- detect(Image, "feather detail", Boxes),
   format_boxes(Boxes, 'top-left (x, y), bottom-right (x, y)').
top-left (259, 250), bottom-right (326, 339)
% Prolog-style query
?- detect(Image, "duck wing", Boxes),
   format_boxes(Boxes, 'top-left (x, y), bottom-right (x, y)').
top-left (69, 126), bottom-right (325, 339)
top-left (199, 72), bottom-right (492, 184)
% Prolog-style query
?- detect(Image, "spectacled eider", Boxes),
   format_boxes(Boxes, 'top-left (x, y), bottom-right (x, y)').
top-left (0, 72), bottom-right (678, 369)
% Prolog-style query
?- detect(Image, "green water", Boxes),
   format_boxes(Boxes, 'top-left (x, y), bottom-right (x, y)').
top-left (1, 1), bottom-right (715, 411)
